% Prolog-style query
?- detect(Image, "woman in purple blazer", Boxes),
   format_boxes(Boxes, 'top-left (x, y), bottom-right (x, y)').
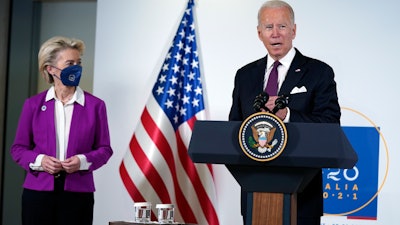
top-left (10, 36), bottom-right (113, 225)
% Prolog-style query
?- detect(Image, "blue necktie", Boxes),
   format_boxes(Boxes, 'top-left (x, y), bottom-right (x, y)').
top-left (265, 61), bottom-right (281, 96)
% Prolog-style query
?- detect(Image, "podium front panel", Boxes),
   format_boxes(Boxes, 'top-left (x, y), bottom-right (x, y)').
top-left (188, 121), bottom-right (358, 169)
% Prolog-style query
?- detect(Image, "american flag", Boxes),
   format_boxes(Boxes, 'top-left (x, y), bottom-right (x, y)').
top-left (119, 1), bottom-right (220, 225)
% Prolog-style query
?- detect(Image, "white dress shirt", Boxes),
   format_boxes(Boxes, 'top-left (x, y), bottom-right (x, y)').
top-left (264, 47), bottom-right (296, 122)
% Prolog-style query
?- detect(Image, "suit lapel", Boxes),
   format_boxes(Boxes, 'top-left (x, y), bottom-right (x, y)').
top-left (40, 99), bottom-right (57, 157)
top-left (254, 56), bottom-right (268, 92)
top-left (279, 49), bottom-right (307, 95)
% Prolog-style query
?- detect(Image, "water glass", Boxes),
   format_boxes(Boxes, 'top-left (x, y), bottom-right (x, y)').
top-left (156, 203), bottom-right (174, 223)
top-left (134, 202), bottom-right (151, 223)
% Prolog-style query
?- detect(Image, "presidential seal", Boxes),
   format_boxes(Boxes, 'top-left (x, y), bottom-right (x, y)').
top-left (238, 112), bottom-right (287, 162)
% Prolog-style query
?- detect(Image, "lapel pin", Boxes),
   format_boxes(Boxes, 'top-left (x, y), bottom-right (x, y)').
top-left (41, 105), bottom-right (47, 111)
top-left (295, 69), bottom-right (301, 72)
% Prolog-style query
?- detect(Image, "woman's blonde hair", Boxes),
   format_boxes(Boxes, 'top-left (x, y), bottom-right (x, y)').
top-left (38, 36), bottom-right (85, 84)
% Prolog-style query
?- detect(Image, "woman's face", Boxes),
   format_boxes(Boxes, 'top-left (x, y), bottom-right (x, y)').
top-left (47, 48), bottom-right (82, 84)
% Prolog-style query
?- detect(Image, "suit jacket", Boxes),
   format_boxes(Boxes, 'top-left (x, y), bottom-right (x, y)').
top-left (11, 90), bottom-right (113, 192)
top-left (229, 49), bottom-right (340, 219)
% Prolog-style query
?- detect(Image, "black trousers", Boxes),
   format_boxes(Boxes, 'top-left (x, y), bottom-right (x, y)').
top-left (22, 172), bottom-right (94, 225)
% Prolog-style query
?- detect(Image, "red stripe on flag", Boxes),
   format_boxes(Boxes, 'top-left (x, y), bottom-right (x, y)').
top-left (347, 216), bottom-right (377, 220)
top-left (119, 162), bottom-right (157, 220)
top-left (129, 134), bottom-right (171, 204)
top-left (119, 161), bottom-right (145, 202)
top-left (141, 108), bottom-right (175, 170)
top-left (176, 127), bottom-right (219, 225)
top-left (141, 108), bottom-right (198, 223)
top-left (186, 115), bottom-right (197, 129)
top-left (188, 116), bottom-right (215, 174)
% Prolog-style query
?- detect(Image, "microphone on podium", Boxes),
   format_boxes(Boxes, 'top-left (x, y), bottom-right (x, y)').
top-left (271, 95), bottom-right (289, 114)
top-left (253, 92), bottom-right (270, 113)
top-left (253, 92), bottom-right (289, 114)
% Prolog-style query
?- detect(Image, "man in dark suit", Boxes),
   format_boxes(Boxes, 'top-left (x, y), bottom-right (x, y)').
top-left (228, 1), bottom-right (340, 225)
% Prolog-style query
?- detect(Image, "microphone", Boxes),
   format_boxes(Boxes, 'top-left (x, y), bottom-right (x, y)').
top-left (271, 95), bottom-right (289, 114)
top-left (253, 92), bottom-right (270, 112)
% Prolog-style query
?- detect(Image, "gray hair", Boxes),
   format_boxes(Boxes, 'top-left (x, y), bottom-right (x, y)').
top-left (38, 36), bottom-right (85, 84)
top-left (257, 0), bottom-right (295, 25)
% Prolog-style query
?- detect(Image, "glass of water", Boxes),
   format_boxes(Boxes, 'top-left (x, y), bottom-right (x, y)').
top-left (134, 202), bottom-right (152, 223)
top-left (156, 203), bottom-right (174, 223)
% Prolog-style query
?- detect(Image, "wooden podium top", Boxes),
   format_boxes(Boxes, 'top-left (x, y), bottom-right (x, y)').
top-left (109, 222), bottom-right (196, 225)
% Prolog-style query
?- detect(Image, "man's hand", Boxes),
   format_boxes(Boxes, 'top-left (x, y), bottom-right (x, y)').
top-left (266, 96), bottom-right (288, 120)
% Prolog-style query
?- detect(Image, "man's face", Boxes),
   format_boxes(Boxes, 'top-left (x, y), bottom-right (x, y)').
top-left (257, 7), bottom-right (296, 61)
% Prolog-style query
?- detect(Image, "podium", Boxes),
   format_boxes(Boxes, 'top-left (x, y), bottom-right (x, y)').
top-left (188, 120), bottom-right (358, 225)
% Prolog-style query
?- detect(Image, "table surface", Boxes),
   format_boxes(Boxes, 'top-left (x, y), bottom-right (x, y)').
top-left (109, 221), bottom-right (196, 225)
